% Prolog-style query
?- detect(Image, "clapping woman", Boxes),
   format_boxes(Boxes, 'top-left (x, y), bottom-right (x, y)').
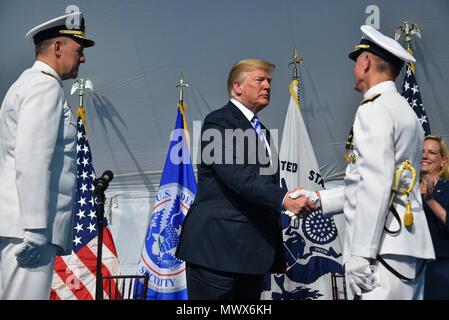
top-left (420, 135), bottom-right (449, 299)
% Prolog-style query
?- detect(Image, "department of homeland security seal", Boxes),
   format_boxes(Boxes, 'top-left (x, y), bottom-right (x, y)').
top-left (139, 183), bottom-right (195, 294)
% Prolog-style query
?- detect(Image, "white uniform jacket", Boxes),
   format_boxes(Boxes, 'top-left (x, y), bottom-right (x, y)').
top-left (320, 81), bottom-right (435, 264)
top-left (0, 61), bottom-right (77, 255)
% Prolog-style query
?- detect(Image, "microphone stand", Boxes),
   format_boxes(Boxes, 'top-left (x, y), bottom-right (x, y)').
top-left (95, 190), bottom-right (106, 300)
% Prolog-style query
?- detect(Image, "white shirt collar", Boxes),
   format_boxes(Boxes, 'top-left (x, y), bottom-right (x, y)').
top-left (230, 99), bottom-right (272, 162)
top-left (230, 98), bottom-right (255, 123)
top-left (32, 60), bottom-right (63, 87)
top-left (364, 80), bottom-right (397, 99)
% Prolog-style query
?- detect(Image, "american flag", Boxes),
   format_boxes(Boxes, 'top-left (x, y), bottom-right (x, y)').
top-left (402, 47), bottom-right (431, 136)
top-left (50, 107), bottom-right (120, 300)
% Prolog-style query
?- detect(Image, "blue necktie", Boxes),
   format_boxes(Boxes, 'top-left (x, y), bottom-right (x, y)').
top-left (251, 115), bottom-right (271, 161)
top-left (251, 115), bottom-right (264, 142)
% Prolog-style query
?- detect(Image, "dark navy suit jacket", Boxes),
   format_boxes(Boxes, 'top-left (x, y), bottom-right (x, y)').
top-left (424, 178), bottom-right (449, 258)
top-left (176, 101), bottom-right (287, 275)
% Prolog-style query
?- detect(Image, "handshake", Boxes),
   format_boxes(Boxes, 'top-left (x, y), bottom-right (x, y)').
top-left (283, 188), bottom-right (320, 219)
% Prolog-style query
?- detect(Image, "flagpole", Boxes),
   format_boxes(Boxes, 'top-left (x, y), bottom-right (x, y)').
top-left (394, 21), bottom-right (421, 79)
top-left (176, 73), bottom-right (191, 142)
top-left (176, 73), bottom-right (189, 105)
top-left (288, 48), bottom-right (304, 80)
top-left (288, 49), bottom-right (304, 228)
top-left (72, 78), bottom-right (107, 300)
top-left (395, 21), bottom-right (431, 136)
top-left (80, 77), bottom-right (106, 300)
top-left (395, 21), bottom-right (422, 52)
top-left (71, 78), bottom-right (93, 134)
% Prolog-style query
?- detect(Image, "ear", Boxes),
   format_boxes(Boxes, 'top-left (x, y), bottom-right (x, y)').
top-left (232, 81), bottom-right (242, 96)
top-left (53, 39), bottom-right (63, 58)
top-left (362, 54), bottom-right (371, 72)
top-left (441, 155), bottom-right (448, 169)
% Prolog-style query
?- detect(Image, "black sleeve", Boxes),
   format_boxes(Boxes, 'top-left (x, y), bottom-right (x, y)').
top-left (436, 181), bottom-right (449, 231)
top-left (443, 193), bottom-right (449, 231)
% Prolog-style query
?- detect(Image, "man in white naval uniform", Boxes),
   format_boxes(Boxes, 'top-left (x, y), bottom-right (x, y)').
top-left (290, 25), bottom-right (435, 299)
top-left (0, 12), bottom-right (95, 299)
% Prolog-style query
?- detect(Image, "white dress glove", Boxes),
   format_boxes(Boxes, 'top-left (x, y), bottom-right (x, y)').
top-left (345, 256), bottom-right (379, 299)
top-left (284, 189), bottom-right (320, 219)
top-left (15, 229), bottom-right (48, 268)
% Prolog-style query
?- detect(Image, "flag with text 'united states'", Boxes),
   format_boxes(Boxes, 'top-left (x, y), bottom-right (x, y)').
top-left (137, 103), bottom-right (197, 300)
top-left (262, 79), bottom-right (343, 300)
top-left (50, 107), bottom-right (120, 300)
top-left (402, 47), bottom-right (431, 136)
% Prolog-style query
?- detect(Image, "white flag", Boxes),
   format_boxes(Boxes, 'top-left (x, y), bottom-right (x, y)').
top-left (262, 80), bottom-right (343, 300)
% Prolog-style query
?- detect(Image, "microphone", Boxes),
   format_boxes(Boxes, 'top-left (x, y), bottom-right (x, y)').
top-left (93, 170), bottom-right (114, 195)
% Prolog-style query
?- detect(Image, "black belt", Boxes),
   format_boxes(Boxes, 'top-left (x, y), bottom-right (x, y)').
top-left (379, 204), bottom-right (426, 281)
top-left (376, 254), bottom-right (426, 281)
top-left (384, 204), bottom-right (401, 235)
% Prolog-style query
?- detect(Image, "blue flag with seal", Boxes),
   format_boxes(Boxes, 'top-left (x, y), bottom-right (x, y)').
top-left (137, 103), bottom-right (197, 300)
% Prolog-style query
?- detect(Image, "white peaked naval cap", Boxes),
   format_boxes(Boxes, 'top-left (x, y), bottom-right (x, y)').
top-left (349, 25), bottom-right (415, 69)
top-left (25, 12), bottom-right (95, 47)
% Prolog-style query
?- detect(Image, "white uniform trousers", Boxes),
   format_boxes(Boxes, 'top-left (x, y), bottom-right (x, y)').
top-left (0, 237), bottom-right (56, 300)
top-left (353, 254), bottom-right (426, 300)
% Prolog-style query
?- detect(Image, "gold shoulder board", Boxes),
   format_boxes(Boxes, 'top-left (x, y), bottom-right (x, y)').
top-left (41, 71), bottom-right (58, 80)
top-left (360, 93), bottom-right (381, 105)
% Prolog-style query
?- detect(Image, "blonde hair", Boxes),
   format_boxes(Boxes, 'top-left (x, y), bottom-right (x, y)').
top-left (227, 59), bottom-right (275, 97)
top-left (424, 135), bottom-right (449, 179)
